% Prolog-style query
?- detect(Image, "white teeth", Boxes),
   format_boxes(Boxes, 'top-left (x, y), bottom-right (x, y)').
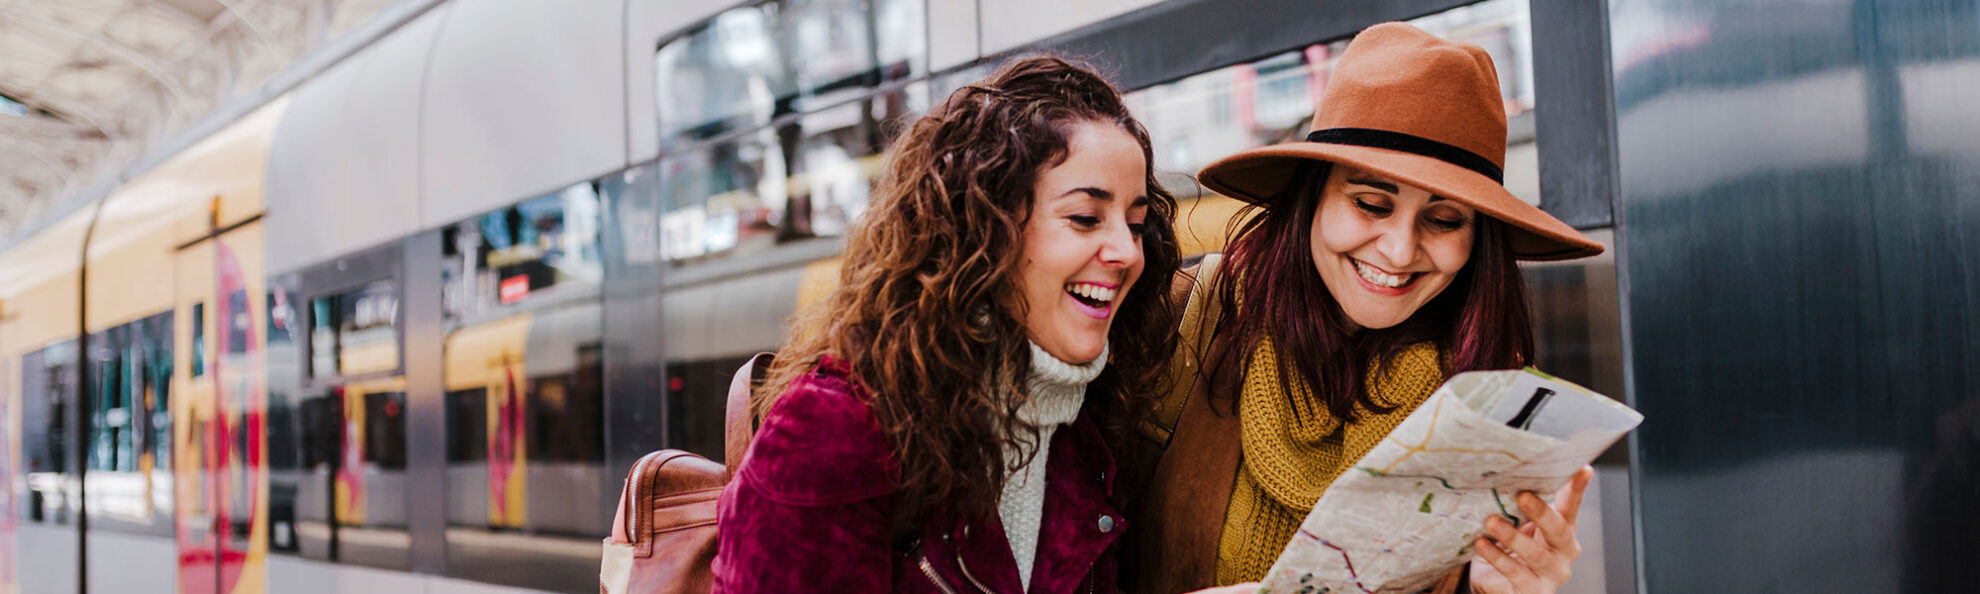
top-left (1353, 260), bottom-right (1410, 288)
top-left (1064, 283), bottom-right (1117, 304)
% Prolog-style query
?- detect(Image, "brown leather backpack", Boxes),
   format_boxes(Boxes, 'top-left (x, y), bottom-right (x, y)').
top-left (600, 353), bottom-right (771, 594)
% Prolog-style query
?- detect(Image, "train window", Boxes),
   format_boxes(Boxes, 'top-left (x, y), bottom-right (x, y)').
top-left (784, 0), bottom-right (926, 108)
top-left (85, 312), bottom-right (172, 475)
top-left (192, 302), bottom-right (206, 377)
top-left (658, 131), bottom-right (782, 262)
top-left (308, 280), bottom-right (400, 379)
top-left (442, 183), bottom-right (604, 321)
top-left (360, 391), bottom-right (409, 470)
top-left (1125, 0), bottom-right (1536, 198)
top-left (76, 312), bottom-right (175, 534)
top-left (793, 88), bottom-right (924, 234)
top-left (225, 289), bottom-right (251, 354)
top-left (20, 341), bottom-right (76, 524)
top-left (657, 0), bottom-right (927, 147)
top-left (659, 86), bottom-right (925, 263)
top-left (263, 286), bottom-right (306, 554)
top-left (327, 382), bottom-right (412, 570)
top-left (440, 181), bottom-right (608, 591)
top-left (656, 4), bottom-right (792, 144)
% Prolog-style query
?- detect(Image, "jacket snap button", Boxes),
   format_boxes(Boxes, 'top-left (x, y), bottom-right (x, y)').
top-left (1097, 515), bottom-right (1115, 533)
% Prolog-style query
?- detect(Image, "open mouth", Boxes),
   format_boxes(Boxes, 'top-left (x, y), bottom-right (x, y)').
top-left (1064, 282), bottom-right (1118, 318)
top-left (1351, 258), bottom-right (1419, 290)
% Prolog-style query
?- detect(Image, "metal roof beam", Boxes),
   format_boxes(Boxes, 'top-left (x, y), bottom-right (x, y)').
top-left (1, 5), bottom-right (197, 106)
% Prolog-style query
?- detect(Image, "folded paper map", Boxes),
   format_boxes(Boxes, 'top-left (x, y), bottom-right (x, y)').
top-left (1258, 368), bottom-right (1642, 594)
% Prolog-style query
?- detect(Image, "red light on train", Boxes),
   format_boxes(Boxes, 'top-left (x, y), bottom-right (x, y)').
top-left (499, 275), bottom-right (530, 304)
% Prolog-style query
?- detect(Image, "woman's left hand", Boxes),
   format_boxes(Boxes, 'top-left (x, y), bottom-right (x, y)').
top-left (1467, 466), bottom-right (1593, 594)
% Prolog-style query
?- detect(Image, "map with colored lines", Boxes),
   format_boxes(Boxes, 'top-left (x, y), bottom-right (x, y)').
top-left (1258, 369), bottom-right (1642, 594)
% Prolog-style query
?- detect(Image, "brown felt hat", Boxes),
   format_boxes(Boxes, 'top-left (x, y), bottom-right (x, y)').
top-left (1198, 22), bottom-right (1603, 261)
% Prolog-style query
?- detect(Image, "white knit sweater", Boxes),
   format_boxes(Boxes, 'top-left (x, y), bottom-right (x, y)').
top-left (999, 342), bottom-right (1105, 592)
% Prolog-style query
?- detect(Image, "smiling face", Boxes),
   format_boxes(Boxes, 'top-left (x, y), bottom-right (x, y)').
top-left (1311, 165), bottom-right (1477, 331)
top-left (1015, 120), bottom-right (1150, 364)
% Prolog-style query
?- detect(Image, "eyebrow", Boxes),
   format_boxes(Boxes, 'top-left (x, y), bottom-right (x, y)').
top-left (1344, 177), bottom-right (1399, 194)
top-left (1060, 187), bottom-right (1112, 201)
top-left (1346, 176), bottom-right (1454, 203)
top-left (1060, 187), bottom-right (1152, 205)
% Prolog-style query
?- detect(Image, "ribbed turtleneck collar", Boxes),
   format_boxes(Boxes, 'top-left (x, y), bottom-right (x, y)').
top-left (1019, 342), bottom-right (1106, 428)
top-left (1000, 343), bottom-right (1106, 591)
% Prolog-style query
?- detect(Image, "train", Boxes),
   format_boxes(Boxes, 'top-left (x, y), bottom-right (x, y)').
top-left (5, 0), bottom-right (1976, 592)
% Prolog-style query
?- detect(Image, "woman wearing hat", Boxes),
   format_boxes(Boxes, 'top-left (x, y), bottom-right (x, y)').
top-left (1130, 23), bottom-right (1603, 594)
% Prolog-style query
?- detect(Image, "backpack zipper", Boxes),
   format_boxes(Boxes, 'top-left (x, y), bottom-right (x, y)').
top-left (625, 454), bottom-right (656, 544)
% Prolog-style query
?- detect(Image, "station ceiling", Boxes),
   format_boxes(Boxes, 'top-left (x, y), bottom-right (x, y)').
top-left (0, 0), bottom-right (396, 238)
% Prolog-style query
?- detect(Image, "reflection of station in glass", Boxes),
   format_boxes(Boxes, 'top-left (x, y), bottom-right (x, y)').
top-left (654, 0), bottom-right (927, 267)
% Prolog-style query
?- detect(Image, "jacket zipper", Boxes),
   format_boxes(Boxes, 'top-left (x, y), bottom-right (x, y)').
top-left (918, 553), bottom-right (960, 594)
top-left (955, 550), bottom-right (994, 593)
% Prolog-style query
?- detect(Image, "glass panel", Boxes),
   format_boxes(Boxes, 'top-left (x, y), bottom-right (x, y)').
top-left (442, 185), bottom-right (604, 322)
top-left (442, 182), bottom-right (607, 593)
top-left (664, 355), bottom-right (757, 461)
top-left (660, 87), bottom-right (925, 264)
top-left (655, 4), bottom-right (792, 144)
top-left (659, 129), bottom-right (784, 263)
top-left (331, 381), bottom-right (410, 570)
top-left (20, 341), bottom-right (76, 524)
top-left (308, 280), bottom-right (400, 379)
top-left (656, 0), bottom-right (929, 147)
top-left (1125, 0), bottom-right (1535, 180)
top-left (1613, 0), bottom-right (1980, 589)
top-left (192, 303), bottom-right (205, 378)
top-left (291, 387), bottom-right (338, 560)
top-left (83, 312), bottom-right (174, 535)
top-left (784, 0), bottom-right (925, 108)
top-left (264, 286), bottom-right (305, 554)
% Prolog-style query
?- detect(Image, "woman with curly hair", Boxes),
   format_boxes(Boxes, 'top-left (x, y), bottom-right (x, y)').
top-left (713, 56), bottom-right (1237, 593)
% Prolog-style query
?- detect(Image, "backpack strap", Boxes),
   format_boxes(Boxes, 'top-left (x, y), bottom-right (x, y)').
top-left (724, 352), bottom-right (775, 479)
top-left (1132, 253), bottom-right (1245, 591)
top-left (1144, 253), bottom-right (1225, 447)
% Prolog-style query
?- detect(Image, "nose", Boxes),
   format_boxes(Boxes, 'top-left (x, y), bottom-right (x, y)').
top-left (1374, 216), bottom-right (1419, 267)
top-left (1097, 220), bottom-right (1142, 269)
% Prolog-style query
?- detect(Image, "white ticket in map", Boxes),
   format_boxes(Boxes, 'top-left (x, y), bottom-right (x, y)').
top-left (1258, 368), bottom-right (1642, 594)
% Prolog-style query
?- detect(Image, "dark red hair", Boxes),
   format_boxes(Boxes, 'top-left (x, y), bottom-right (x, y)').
top-left (1207, 160), bottom-right (1532, 420)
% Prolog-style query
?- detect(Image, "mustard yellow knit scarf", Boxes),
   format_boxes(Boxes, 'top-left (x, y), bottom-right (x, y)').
top-left (1214, 337), bottom-right (1446, 585)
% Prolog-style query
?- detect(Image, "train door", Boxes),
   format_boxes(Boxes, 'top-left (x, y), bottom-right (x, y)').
top-left (288, 243), bottom-right (410, 572)
top-left (173, 221), bottom-right (270, 594)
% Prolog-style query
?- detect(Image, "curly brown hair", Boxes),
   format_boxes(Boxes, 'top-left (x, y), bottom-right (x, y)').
top-left (760, 55), bottom-right (1180, 527)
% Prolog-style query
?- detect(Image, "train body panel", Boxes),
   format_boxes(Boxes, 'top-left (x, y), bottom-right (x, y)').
top-left (264, 8), bottom-right (442, 276)
top-left (0, 211), bottom-right (89, 594)
top-left (418, 1), bottom-right (629, 230)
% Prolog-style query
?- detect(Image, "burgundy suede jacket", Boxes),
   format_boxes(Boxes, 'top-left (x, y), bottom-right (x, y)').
top-left (713, 357), bottom-right (1126, 593)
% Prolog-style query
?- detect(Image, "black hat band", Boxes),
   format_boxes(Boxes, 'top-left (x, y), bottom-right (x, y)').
top-left (1306, 128), bottom-right (1504, 184)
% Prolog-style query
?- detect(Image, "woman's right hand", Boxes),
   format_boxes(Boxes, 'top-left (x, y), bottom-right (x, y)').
top-left (1468, 466), bottom-right (1593, 594)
